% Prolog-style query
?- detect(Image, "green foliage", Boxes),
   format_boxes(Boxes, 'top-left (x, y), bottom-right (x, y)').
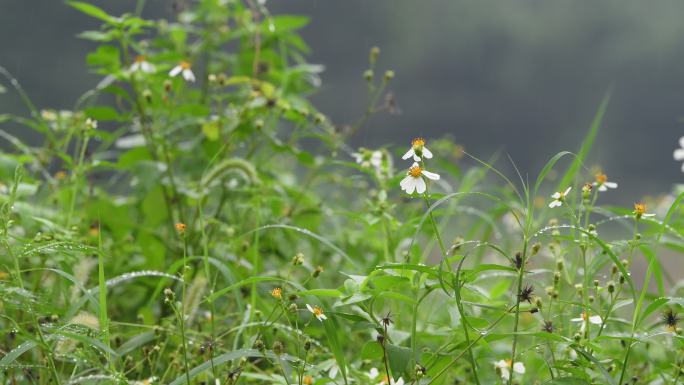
top-left (0, 1), bottom-right (683, 385)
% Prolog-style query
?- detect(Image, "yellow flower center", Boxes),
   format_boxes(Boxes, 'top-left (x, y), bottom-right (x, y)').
top-left (412, 137), bottom-right (425, 150)
top-left (303, 376), bottom-right (313, 385)
top-left (135, 55), bottom-right (147, 63)
top-left (312, 306), bottom-right (324, 317)
top-left (505, 359), bottom-right (513, 367)
top-left (634, 202), bottom-right (646, 215)
top-left (595, 173), bottom-right (607, 184)
top-left (271, 287), bottom-right (282, 299)
top-left (581, 312), bottom-right (588, 320)
top-left (408, 165), bottom-right (423, 178)
top-left (180, 61), bottom-right (191, 69)
top-left (175, 223), bottom-right (187, 233)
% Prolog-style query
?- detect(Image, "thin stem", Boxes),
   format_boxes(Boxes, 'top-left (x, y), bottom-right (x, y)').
top-left (508, 240), bottom-right (529, 385)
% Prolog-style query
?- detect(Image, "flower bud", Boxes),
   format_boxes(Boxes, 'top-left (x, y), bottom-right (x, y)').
top-left (531, 242), bottom-right (542, 256)
top-left (370, 46), bottom-right (380, 64)
top-left (363, 70), bottom-right (373, 82)
top-left (292, 253), bottom-right (305, 266)
top-left (607, 281), bottom-right (615, 293)
top-left (313, 266), bottom-right (323, 278)
top-left (272, 340), bottom-right (284, 355)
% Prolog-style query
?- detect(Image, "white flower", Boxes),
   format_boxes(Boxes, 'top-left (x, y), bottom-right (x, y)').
top-left (571, 312), bottom-right (602, 332)
top-left (306, 304), bottom-right (327, 321)
top-left (549, 187), bottom-right (572, 208)
top-left (593, 173), bottom-right (617, 192)
top-left (169, 61), bottom-right (196, 82)
top-left (368, 368), bottom-right (380, 379)
top-left (633, 202), bottom-right (656, 219)
top-left (674, 136), bottom-right (684, 172)
top-left (400, 162), bottom-right (440, 194)
top-left (493, 359), bottom-right (525, 380)
top-left (85, 118), bottom-right (97, 130)
top-left (328, 364), bottom-right (339, 379)
top-left (353, 149), bottom-right (383, 169)
top-left (130, 55), bottom-right (155, 73)
top-left (402, 137), bottom-right (433, 161)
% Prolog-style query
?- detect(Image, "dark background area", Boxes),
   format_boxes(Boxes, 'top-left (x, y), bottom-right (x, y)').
top-left (2, 0), bottom-right (684, 202)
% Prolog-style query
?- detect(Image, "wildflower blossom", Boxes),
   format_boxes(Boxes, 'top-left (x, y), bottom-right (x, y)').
top-left (632, 202), bottom-right (655, 220)
top-left (175, 223), bottom-right (187, 234)
top-left (548, 187), bottom-right (571, 208)
top-left (571, 312), bottom-right (602, 332)
top-left (85, 118), bottom-right (97, 130)
top-left (306, 304), bottom-right (327, 321)
top-left (402, 137), bottom-right (433, 161)
top-left (130, 55), bottom-right (155, 73)
top-left (353, 149), bottom-right (383, 169)
top-left (368, 368), bottom-right (380, 379)
top-left (399, 162), bottom-right (440, 194)
top-left (303, 376), bottom-right (313, 385)
top-left (673, 136), bottom-right (684, 171)
top-left (593, 173), bottom-right (617, 192)
top-left (271, 287), bottom-right (282, 300)
top-left (493, 359), bottom-right (525, 380)
top-left (169, 61), bottom-right (196, 82)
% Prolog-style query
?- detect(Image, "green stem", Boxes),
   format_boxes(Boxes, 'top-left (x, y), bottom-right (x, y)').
top-left (508, 240), bottom-right (529, 385)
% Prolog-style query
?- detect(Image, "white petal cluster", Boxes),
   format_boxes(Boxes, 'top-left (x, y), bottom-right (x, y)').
top-left (674, 136), bottom-right (684, 172)
top-left (306, 304), bottom-right (327, 321)
top-left (549, 187), bottom-right (571, 208)
top-left (400, 162), bottom-right (440, 194)
top-left (169, 61), bottom-right (196, 82)
top-left (493, 359), bottom-right (525, 380)
top-left (571, 312), bottom-right (602, 332)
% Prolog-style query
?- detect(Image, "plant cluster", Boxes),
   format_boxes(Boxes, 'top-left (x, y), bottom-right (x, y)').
top-left (1, 1), bottom-right (684, 385)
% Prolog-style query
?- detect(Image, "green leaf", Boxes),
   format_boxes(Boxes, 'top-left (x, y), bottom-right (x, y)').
top-left (84, 106), bottom-right (121, 121)
top-left (556, 93), bottom-right (610, 191)
top-left (323, 316), bottom-right (348, 385)
top-left (386, 344), bottom-right (411, 380)
top-left (67, 1), bottom-right (113, 23)
top-left (299, 289), bottom-right (343, 297)
top-left (202, 120), bottom-right (220, 141)
top-left (0, 341), bottom-right (38, 368)
top-left (360, 341), bottom-right (383, 360)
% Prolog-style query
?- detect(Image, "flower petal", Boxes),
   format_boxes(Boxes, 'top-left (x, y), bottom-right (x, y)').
top-left (563, 187), bottom-right (572, 195)
top-left (402, 149), bottom-right (415, 160)
top-left (513, 362), bottom-right (525, 374)
top-left (169, 65), bottom-right (182, 77)
top-left (422, 147), bottom-right (433, 159)
top-left (183, 69), bottom-right (196, 82)
top-left (605, 182), bottom-right (617, 189)
top-left (415, 177), bottom-right (427, 194)
top-left (549, 200), bottom-right (561, 208)
top-left (674, 148), bottom-right (684, 161)
top-left (404, 178), bottom-right (417, 194)
top-left (598, 185), bottom-right (607, 192)
top-left (413, 153), bottom-right (422, 161)
top-left (400, 176), bottom-right (413, 190)
top-left (679, 136), bottom-right (684, 149)
top-left (421, 170), bottom-right (440, 180)
top-left (551, 192), bottom-right (561, 199)
top-left (306, 304), bottom-right (314, 313)
top-left (589, 315), bottom-right (602, 324)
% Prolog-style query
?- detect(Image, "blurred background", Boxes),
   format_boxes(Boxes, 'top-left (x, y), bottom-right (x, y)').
top-left (2, 0), bottom-right (684, 203)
